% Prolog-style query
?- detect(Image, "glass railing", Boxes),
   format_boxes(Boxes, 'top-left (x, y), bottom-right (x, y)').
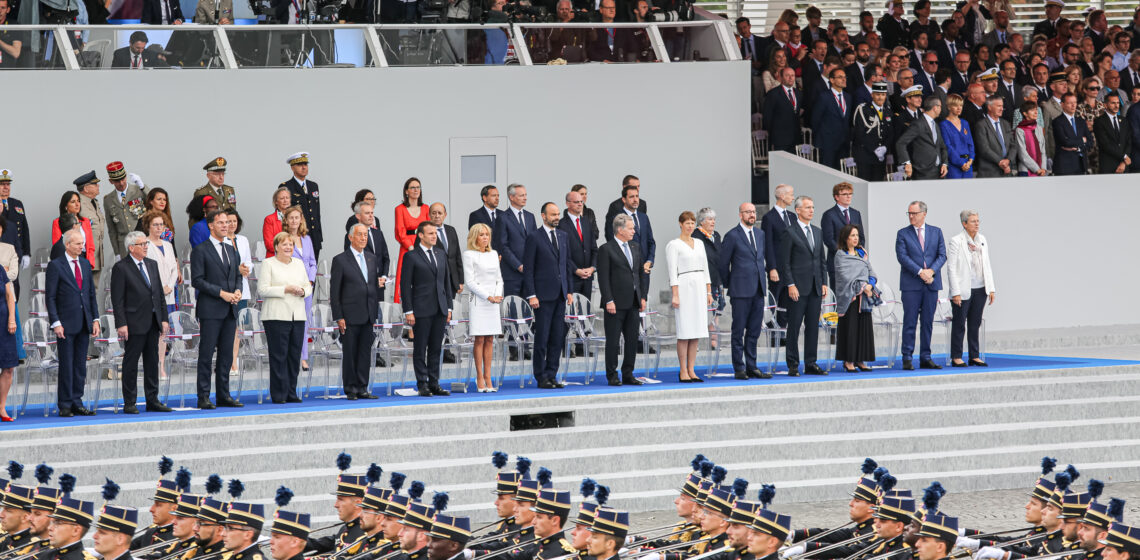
top-left (0, 26), bottom-right (78, 69)
top-left (376, 24), bottom-right (516, 66)
top-left (63, 25), bottom-right (226, 68)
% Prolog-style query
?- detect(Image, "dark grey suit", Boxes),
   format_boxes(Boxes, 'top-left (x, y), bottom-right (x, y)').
top-left (895, 114), bottom-right (949, 179)
top-left (972, 116), bottom-right (1020, 177)
top-left (780, 221), bottom-right (827, 370)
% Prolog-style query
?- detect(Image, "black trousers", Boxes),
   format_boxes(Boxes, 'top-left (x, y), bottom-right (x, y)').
top-left (264, 319), bottom-right (305, 402)
top-left (603, 301), bottom-right (640, 381)
top-left (785, 288), bottom-right (822, 367)
top-left (197, 316), bottom-right (235, 402)
top-left (340, 322), bottom-right (375, 395)
top-left (122, 317), bottom-right (161, 405)
top-left (531, 298), bottom-right (566, 384)
top-left (950, 287), bottom-right (987, 360)
top-left (412, 312), bottom-right (446, 388)
top-left (56, 325), bottom-right (90, 410)
top-left (570, 277), bottom-right (593, 299)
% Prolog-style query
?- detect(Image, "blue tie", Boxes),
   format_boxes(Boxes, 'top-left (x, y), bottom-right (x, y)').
top-left (993, 120), bottom-right (1005, 156)
top-left (138, 261), bottom-right (151, 288)
top-left (357, 252), bottom-right (368, 281)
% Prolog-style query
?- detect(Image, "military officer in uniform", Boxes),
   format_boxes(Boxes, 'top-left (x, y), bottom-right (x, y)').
top-left (912, 513), bottom-right (958, 560)
top-left (474, 469), bottom-right (523, 552)
top-left (39, 496), bottom-right (97, 560)
top-left (787, 476), bottom-right (877, 552)
top-left (75, 172), bottom-right (106, 287)
top-left (721, 499), bottom-right (762, 560)
top-left (352, 487), bottom-right (395, 558)
top-left (972, 472), bottom-right (1067, 560)
top-left (188, 497), bottom-right (228, 560)
top-left (427, 514), bottom-right (473, 560)
top-left (221, 503), bottom-right (265, 560)
top-left (519, 489), bottom-right (577, 560)
top-left (840, 496), bottom-right (914, 560)
top-left (131, 480), bottom-right (179, 550)
top-left (268, 507), bottom-right (310, 560)
top-left (92, 504), bottom-right (139, 560)
top-left (568, 501), bottom-right (598, 559)
top-left (382, 493), bottom-right (412, 552)
top-left (509, 480), bottom-right (541, 548)
top-left (194, 158), bottom-right (237, 213)
top-left (1098, 522), bottom-right (1140, 560)
top-left (282, 153), bottom-right (323, 260)
top-left (0, 169), bottom-right (31, 299)
top-left (146, 494), bottom-right (202, 560)
top-left (1058, 489), bottom-right (1095, 556)
top-left (0, 485), bottom-right (39, 553)
top-left (395, 502), bottom-right (435, 560)
top-left (103, 162), bottom-right (147, 259)
top-left (26, 487), bottom-right (61, 550)
top-left (746, 509), bottom-right (792, 560)
top-left (851, 82), bottom-right (895, 181)
top-left (307, 474), bottom-right (366, 554)
top-left (1070, 495), bottom-right (1126, 560)
top-left (585, 509), bottom-right (628, 560)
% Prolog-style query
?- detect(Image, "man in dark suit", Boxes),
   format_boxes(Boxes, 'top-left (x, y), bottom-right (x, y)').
top-left (111, 31), bottom-right (166, 68)
top-left (801, 40), bottom-right (829, 99)
top-left (342, 202), bottom-right (390, 299)
top-left (1121, 55), bottom-right (1140, 96)
top-left (997, 60), bottom-right (1022, 122)
top-left (606, 183), bottom-right (655, 272)
top-left (876, 0), bottom-right (909, 50)
top-left (190, 210), bottom-right (243, 410)
top-left (331, 224), bottom-right (386, 400)
top-left (1093, 92), bottom-right (1133, 173)
top-left (851, 64), bottom-right (881, 108)
top-left (561, 189), bottom-right (597, 298)
top-left (811, 68), bottom-right (853, 169)
top-left (780, 197), bottom-right (828, 376)
top-left (895, 201), bottom-right (946, 371)
top-left (282, 153), bottom-right (323, 260)
top-left (0, 171), bottom-right (31, 301)
top-left (111, 231), bottom-right (171, 414)
top-left (1032, 0), bottom-right (1063, 40)
top-left (972, 95), bottom-right (1020, 177)
top-left (596, 214), bottom-right (648, 386)
top-left (1128, 91), bottom-right (1140, 171)
top-left (467, 185), bottom-right (499, 230)
top-left (896, 96), bottom-right (949, 179)
top-left (820, 182), bottom-right (864, 292)
top-left (718, 203), bottom-right (770, 380)
top-left (492, 184), bottom-right (536, 298)
top-left (763, 67), bottom-right (805, 153)
top-left (428, 203), bottom-right (463, 297)
top-left (1052, 93), bottom-right (1092, 176)
top-left (140, 0), bottom-right (183, 24)
top-left (604, 175), bottom-right (648, 240)
top-left (948, 52), bottom-right (972, 96)
top-left (571, 184), bottom-right (601, 244)
top-left (523, 203), bottom-right (575, 390)
top-left (400, 222), bottom-right (453, 397)
top-left (933, 20), bottom-right (964, 69)
top-left (45, 227), bottom-right (100, 417)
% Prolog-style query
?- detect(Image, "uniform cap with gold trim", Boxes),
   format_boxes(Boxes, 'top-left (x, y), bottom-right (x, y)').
top-left (873, 496), bottom-right (916, 523)
top-left (1, 485), bottom-right (35, 510)
top-left (916, 512), bottom-right (958, 542)
top-left (727, 500), bottom-right (762, 525)
top-left (96, 505), bottom-right (139, 535)
top-left (286, 152), bottom-right (310, 166)
top-left (589, 508), bottom-right (630, 540)
top-left (272, 511), bottom-right (311, 540)
top-left (106, 162), bottom-right (127, 181)
top-left (516, 479), bottom-right (541, 503)
top-left (903, 85), bottom-right (924, 98)
top-left (532, 489), bottom-right (572, 520)
top-left (198, 497), bottom-right (228, 525)
top-left (172, 494), bottom-right (202, 518)
top-left (1100, 522), bottom-right (1140, 554)
top-left (224, 502), bottom-right (265, 532)
top-left (31, 487), bottom-right (61, 512)
top-left (50, 496), bottom-right (96, 527)
top-left (386, 494), bottom-right (411, 520)
top-left (0, 169), bottom-right (12, 182)
top-left (400, 501), bottom-right (435, 531)
top-left (851, 477), bottom-right (880, 503)
top-left (978, 67), bottom-right (1000, 81)
top-left (73, 171), bottom-right (100, 187)
top-left (749, 509), bottom-right (792, 541)
top-left (362, 486), bottom-right (392, 513)
top-left (429, 515), bottom-right (472, 545)
top-left (704, 486), bottom-right (734, 518)
top-left (154, 479), bottom-right (181, 504)
top-left (204, 157), bottom-right (227, 172)
top-left (1083, 498), bottom-right (1125, 530)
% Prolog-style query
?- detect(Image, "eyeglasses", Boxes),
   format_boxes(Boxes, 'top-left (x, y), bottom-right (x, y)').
top-left (1087, 86), bottom-right (1101, 90)
top-left (906, 211), bottom-right (924, 216)
top-left (924, 59), bottom-right (938, 64)
top-left (133, 242), bottom-right (148, 247)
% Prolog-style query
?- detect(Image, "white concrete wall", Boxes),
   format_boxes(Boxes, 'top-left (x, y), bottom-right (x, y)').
top-left (770, 151), bottom-right (1137, 332)
top-left (3, 62), bottom-right (750, 301)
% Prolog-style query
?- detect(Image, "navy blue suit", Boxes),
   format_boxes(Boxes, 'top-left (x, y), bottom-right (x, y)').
top-left (342, 225), bottom-right (390, 301)
top-left (820, 205), bottom-right (864, 289)
top-left (1051, 113), bottom-right (1091, 176)
top-left (811, 88), bottom-right (853, 169)
top-left (190, 238), bottom-right (241, 403)
top-left (400, 245), bottom-right (453, 389)
top-left (763, 85), bottom-right (805, 152)
top-left (625, 211), bottom-right (656, 266)
top-left (493, 207), bottom-right (537, 297)
top-left (468, 206), bottom-right (498, 230)
top-left (895, 224), bottom-right (946, 362)
top-left (718, 225), bottom-right (768, 373)
top-left (560, 211), bottom-right (597, 298)
top-left (45, 255), bottom-right (98, 412)
top-left (523, 227), bottom-right (574, 384)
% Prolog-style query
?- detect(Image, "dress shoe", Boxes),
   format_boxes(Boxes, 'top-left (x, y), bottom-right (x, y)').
top-left (197, 400), bottom-right (216, 410)
top-left (691, 376), bottom-right (705, 382)
top-left (59, 408), bottom-right (74, 417)
top-left (418, 387), bottom-right (432, 397)
top-left (73, 406), bottom-right (95, 416)
top-left (357, 392), bottom-right (378, 400)
top-left (346, 393), bottom-right (358, 401)
top-left (901, 360), bottom-right (914, 371)
top-left (217, 398), bottom-right (244, 408)
top-left (622, 377), bottom-right (644, 386)
top-left (607, 379), bottom-right (622, 386)
top-left (286, 395), bottom-right (302, 403)
top-left (443, 350), bottom-right (458, 364)
top-left (749, 369), bottom-right (773, 379)
top-left (919, 358), bottom-right (943, 370)
top-left (147, 402), bottom-right (173, 412)
top-left (429, 385), bottom-right (450, 396)
top-left (0, 415), bottom-right (12, 422)
top-left (786, 363), bottom-right (799, 376)
top-left (856, 363), bottom-right (872, 372)
top-left (804, 364), bottom-right (827, 375)
top-left (734, 372), bottom-right (749, 380)
top-left (844, 365), bottom-right (858, 373)
top-left (272, 399), bottom-right (286, 404)
top-left (969, 359), bottom-right (988, 367)
top-left (537, 380), bottom-right (560, 389)
top-left (123, 405), bottom-right (140, 414)
top-left (951, 361), bottom-right (968, 368)
top-left (374, 356), bottom-right (388, 367)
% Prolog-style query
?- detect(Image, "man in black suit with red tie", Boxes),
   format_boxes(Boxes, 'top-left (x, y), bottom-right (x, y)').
top-left (763, 67), bottom-right (805, 153)
top-left (596, 214), bottom-right (648, 387)
top-left (560, 189), bottom-right (597, 298)
top-left (111, 231), bottom-right (171, 414)
top-left (45, 226), bottom-right (100, 417)
top-left (401, 222), bottom-right (453, 397)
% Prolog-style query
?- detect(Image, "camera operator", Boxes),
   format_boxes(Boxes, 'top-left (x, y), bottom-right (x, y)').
top-left (548, 0), bottom-right (589, 62)
top-left (626, 0), bottom-right (653, 61)
top-left (649, 0), bottom-right (689, 60)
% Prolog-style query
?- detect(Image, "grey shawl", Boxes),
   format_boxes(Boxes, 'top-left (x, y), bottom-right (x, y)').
top-left (834, 249), bottom-right (875, 317)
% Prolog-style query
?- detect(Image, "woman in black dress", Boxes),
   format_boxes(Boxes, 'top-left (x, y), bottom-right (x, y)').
top-left (833, 224), bottom-right (876, 372)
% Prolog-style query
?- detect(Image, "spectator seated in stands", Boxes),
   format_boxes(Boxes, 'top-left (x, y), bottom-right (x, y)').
top-left (111, 31), bottom-right (169, 69)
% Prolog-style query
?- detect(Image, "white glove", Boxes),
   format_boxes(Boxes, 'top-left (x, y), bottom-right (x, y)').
top-left (462, 550), bottom-right (475, 560)
top-left (959, 528), bottom-right (967, 536)
top-left (127, 172), bottom-right (145, 190)
top-left (20, 256), bottom-right (29, 270)
top-left (974, 547), bottom-right (1005, 560)
top-left (626, 536), bottom-right (637, 546)
top-left (874, 146), bottom-right (887, 161)
top-left (956, 537), bottom-right (980, 551)
top-left (781, 545), bottom-right (806, 559)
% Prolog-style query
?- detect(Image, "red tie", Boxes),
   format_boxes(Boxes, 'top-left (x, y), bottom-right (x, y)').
top-left (786, 87), bottom-right (796, 110)
top-left (73, 259), bottom-right (82, 289)
top-left (575, 217), bottom-right (583, 241)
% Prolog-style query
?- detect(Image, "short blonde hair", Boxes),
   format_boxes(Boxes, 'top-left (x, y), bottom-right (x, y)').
top-left (467, 223), bottom-right (492, 252)
top-left (282, 206), bottom-right (309, 237)
top-left (946, 93), bottom-right (964, 109)
top-left (272, 231), bottom-right (293, 251)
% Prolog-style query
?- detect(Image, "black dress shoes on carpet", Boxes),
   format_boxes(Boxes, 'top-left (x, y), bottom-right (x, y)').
top-left (919, 358), bottom-right (943, 370)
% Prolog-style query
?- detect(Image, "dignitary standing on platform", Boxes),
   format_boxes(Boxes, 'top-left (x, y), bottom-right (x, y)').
top-left (781, 196), bottom-right (828, 376)
top-left (462, 224), bottom-right (503, 393)
top-left (897, 96), bottom-right (950, 179)
top-left (111, 231), bottom-right (170, 414)
top-left (103, 161), bottom-right (147, 259)
top-left (46, 229), bottom-right (100, 417)
top-left (263, 187), bottom-right (292, 258)
top-left (259, 232), bottom-right (312, 404)
top-left (523, 203), bottom-right (574, 390)
top-left (190, 210), bottom-right (243, 410)
top-left (895, 201), bottom-right (946, 371)
top-left (597, 214), bottom-right (648, 387)
top-left (282, 153), bottom-right (323, 259)
top-left (331, 224), bottom-right (385, 400)
top-left (820, 182), bottom-right (864, 291)
top-left (401, 222), bottom-right (453, 397)
top-left (429, 203), bottom-right (464, 299)
top-left (947, 210), bottom-right (995, 367)
top-left (142, 211), bottom-right (179, 382)
top-left (720, 203), bottom-right (770, 380)
top-left (493, 184), bottom-right (535, 299)
top-left (667, 211), bottom-right (712, 383)
top-left (561, 189), bottom-right (597, 299)
top-left (833, 225), bottom-right (876, 372)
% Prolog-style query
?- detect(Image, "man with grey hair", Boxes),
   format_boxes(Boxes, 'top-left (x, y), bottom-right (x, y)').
top-left (561, 189), bottom-right (597, 299)
top-left (597, 213), bottom-right (649, 386)
top-left (331, 222), bottom-right (385, 399)
top-left (895, 200), bottom-right (946, 370)
top-left (972, 94), bottom-right (1018, 177)
top-left (345, 201), bottom-right (390, 301)
top-left (780, 196), bottom-right (827, 376)
top-left (761, 184), bottom-right (795, 342)
top-left (111, 230), bottom-right (170, 413)
top-left (46, 226), bottom-right (101, 417)
top-left (493, 183), bottom-right (535, 298)
top-left (896, 95), bottom-right (949, 179)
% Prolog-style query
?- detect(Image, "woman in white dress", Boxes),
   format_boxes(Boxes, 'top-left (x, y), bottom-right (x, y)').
top-left (667, 211), bottom-right (713, 383)
top-left (228, 210), bottom-right (253, 377)
top-left (461, 223), bottom-right (504, 392)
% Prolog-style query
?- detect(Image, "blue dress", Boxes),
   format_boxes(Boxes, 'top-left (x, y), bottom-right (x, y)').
top-left (189, 219), bottom-right (210, 248)
top-left (0, 267), bottom-right (19, 368)
top-left (940, 118), bottom-right (975, 179)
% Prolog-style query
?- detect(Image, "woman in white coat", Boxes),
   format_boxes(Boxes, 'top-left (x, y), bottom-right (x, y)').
top-left (666, 211), bottom-right (713, 383)
top-left (461, 223), bottom-right (503, 392)
top-left (947, 210), bottom-right (996, 367)
top-left (143, 210), bottom-right (181, 380)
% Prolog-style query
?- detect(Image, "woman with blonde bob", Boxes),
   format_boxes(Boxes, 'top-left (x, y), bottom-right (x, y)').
top-left (461, 223), bottom-right (504, 392)
top-left (258, 232), bottom-right (313, 403)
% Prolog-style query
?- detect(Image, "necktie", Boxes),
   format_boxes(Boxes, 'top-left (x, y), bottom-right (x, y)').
top-left (91, 198), bottom-right (98, 213)
top-left (783, 210), bottom-right (792, 227)
top-left (516, 210), bottom-right (523, 228)
top-left (631, 212), bottom-right (640, 237)
top-left (835, 92), bottom-right (845, 114)
top-left (804, 225), bottom-right (814, 251)
top-left (138, 261), bottom-right (151, 288)
top-left (993, 120), bottom-right (1005, 156)
top-left (575, 217), bottom-right (582, 241)
top-left (842, 208), bottom-right (850, 224)
top-left (356, 251), bottom-right (368, 280)
top-left (917, 227), bottom-right (925, 250)
top-left (999, 31), bottom-right (1004, 43)
top-left (1070, 116), bottom-right (1078, 135)
top-left (73, 259), bottom-right (82, 289)
top-left (1112, 115), bottom-right (1119, 134)
top-left (426, 248), bottom-right (437, 269)
top-left (438, 230), bottom-right (447, 252)
top-left (747, 229), bottom-right (757, 253)
top-left (221, 241), bottom-right (231, 270)
top-left (949, 42), bottom-right (956, 56)
top-left (622, 242), bottom-right (633, 268)
top-left (120, 191), bottom-right (126, 204)
top-left (549, 230), bottom-right (559, 257)
top-left (930, 119), bottom-right (938, 144)
top-left (489, 210), bottom-right (495, 223)
top-left (786, 87), bottom-right (796, 110)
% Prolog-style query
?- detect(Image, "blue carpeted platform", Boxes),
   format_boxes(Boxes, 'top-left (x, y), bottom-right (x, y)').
top-left (3, 353), bottom-right (1136, 431)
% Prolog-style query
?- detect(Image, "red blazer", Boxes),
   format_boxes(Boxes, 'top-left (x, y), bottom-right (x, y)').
top-left (51, 216), bottom-right (96, 264)
top-left (263, 212), bottom-right (283, 257)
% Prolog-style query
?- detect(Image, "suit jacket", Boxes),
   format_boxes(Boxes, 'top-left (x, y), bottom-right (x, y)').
top-left (284, 177), bottom-right (323, 249)
top-left (1121, 68), bottom-right (1140, 96)
top-left (522, 227), bottom-right (573, 301)
top-left (1129, 103), bottom-right (1140, 171)
top-left (190, 238), bottom-right (241, 321)
top-left (437, 224), bottom-right (464, 293)
top-left (961, 102), bottom-right (986, 126)
top-left (468, 206), bottom-right (498, 230)
top-left (45, 255), bottom-right (98, 335)
top-left (997, 80), bottom-right (1021, 121)
top-left (492, 207), bottom-right (537, 284)
top-left (718, 225), bottom-right (767, 299)
top-left (801, 58), bottom-right (826, 98)
top-left (1039, 97), bottom-right (1063, 158)
top-left (400, 246), bottom-right (453, 317)
top-left (811, 88), bottom-right (853, 154)
top-left (596, 240), bottom-right (648, 309)
top-left (330, 248), bottom-right (381, 325)
top-left (972, 116), bottom-right (1020, 177)
top-left (980, 29), bottom-right (1011, 49)
top-left (895, 115), bottom-right (949, 178)
top-left (913, 70), bottom-right (937, 99)
top-left (111, 256), bottom-right (168, 333)
top-left (587, 27), bottom-right (634, 62)
top-left (103, 184), bottom-right (147, 258)
top-left (946, 231), bottom-right (995, 299)
top-left (892, 106), bottom-right (920, 143)
top-left (760, 208), bottom-right (791, 276)
top-left (763, 85), bottom-right (805, 150)
top-left (1051, 113), bottom-right (1091, 175)
top-left (604, 198), bottom-right (648, 238)
top-left (1093, 113), bottom-right (1133, 173)
top-left (820, 206), bottom-right (864, 279)
top-left (949, 71), bottom-right (971, 96)
top-left (110, 47), bottom-right (165, 69)
top-left (560, 211), bottom-right (597, 272)
top-left (342, 224), bottom-right (391, 279)
top-left (140, 0), bottom-right (185, 23)
top-left (895, 224), bottom-right (946, 292)
top-left (844, 62), bottom-right (866, 95)
top-left (876, 14), bottom-right (909, 50)
top-left (780, 221), bottom-right (827, 296)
